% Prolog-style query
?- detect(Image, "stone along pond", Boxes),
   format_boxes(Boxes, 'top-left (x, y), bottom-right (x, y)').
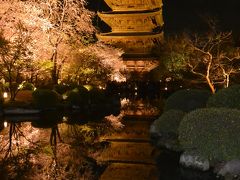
top-left (0, 98), bottom-right (219, 180)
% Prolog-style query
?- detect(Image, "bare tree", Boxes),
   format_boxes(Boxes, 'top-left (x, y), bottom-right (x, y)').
top-left (156, 31), bottom-right (240, 93)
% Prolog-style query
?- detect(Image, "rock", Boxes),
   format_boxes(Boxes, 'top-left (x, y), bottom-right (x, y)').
top-left (215, 159), bottom-right (240, 177)
top-left (179, 151), bottom-right (210, 171)
top-left (150, 123), bottom-right (160, 137)
top-left (150, 124), bottom-right (181, 152)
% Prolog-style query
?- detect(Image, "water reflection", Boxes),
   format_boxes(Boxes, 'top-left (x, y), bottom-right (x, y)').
top-left (0, 112), bottom-right (109, 179)
top-left (120, 98), bottom-right (161, 117)
top-left (0, 96), bottom-right (216, 180)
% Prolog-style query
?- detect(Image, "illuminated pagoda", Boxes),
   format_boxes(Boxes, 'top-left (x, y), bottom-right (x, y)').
top-left (97, 0), bottom-right (164, 79)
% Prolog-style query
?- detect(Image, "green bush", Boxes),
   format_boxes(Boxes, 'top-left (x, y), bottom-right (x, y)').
top-left (152, 110), bottom-right (185, 135)
top-left (0, 91), bottom-right (3, 108)
top-left (151, 110), bottom-right (185, 151)
top-left (31, 111), bottom-right (63, 128)
top-left (88, 88), bottom-right (106, 104)
top-left (32, 89), bottom-right (61, 108)
top-left (207, 85), bottom-right (240, 109)
top-left (54, 84), bottom-right (70, 95)
top-left (179, 108), bottom-right (240, 162)
top-left (164, 89), bottom-right (211, 112)
top-left (66, 87), bottom-right (89, 106)
top-left (21, 82), bottom-right (35, 91)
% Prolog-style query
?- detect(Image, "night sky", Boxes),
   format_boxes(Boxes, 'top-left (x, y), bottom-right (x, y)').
top-left (164, 0), bottom-right (240, 35)
top-left (88, 0), bottom-right (240, 41)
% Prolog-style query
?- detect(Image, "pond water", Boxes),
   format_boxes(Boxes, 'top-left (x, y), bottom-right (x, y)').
top-left (0, 97), bottom-right (220, 180)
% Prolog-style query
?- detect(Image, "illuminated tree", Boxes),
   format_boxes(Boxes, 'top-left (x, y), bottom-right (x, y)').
top-left (155, 32), bottom-right (240, 93)
top-left (0, 0), bottom-right (125, 86)
top-left (62, 43), bottom-right (125, 85)
top-left (0, 24), bottom-right (34, 100)
top-left (35, 0), bottom-right (95, 84)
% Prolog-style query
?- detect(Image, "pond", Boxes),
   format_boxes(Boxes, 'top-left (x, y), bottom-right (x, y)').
top-left (0, 97), bottom-right (220, 180)
top-left (0, 111), bottom-right (110, 179)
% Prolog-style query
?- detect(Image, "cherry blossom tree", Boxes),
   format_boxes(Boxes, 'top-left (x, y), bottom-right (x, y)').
top-left (62, 43), bottom-right (126, 85)
top-left (0, 23), bottom-right (34, 100)
top-left (0, 0), bottom-right (126, 88)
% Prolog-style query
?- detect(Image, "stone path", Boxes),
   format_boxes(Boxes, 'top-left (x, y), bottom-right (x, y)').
top-left (97, 117), bottom-right (159, 180)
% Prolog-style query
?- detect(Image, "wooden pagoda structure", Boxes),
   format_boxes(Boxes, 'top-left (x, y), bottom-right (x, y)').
top-left (97, 0), bottom-right (164, 79)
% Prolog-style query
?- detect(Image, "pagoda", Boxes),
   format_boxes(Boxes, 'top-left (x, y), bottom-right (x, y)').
top-left (97, 0), bottom-right (164, 79)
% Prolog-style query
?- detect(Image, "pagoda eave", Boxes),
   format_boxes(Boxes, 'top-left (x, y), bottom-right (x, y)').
top-left (98, 9), bottom-right (162, 16)
top-left (104, 0), bottom-right (162, 12)
top-left (97, 32), bottom-right (163, 40)
top-left (97, 32), bottom-right (163, 55)
top-left (123, 60), bottom-right (159, 72)
top-left (98, 10), bottom-right (163, 33)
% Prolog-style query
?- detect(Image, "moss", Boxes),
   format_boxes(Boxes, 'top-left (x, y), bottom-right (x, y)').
top-left (179, 108), bottom-right (240, 162)
top-left (207, 85), bottom-right (240, 109)
top-left (164, 89), bottom-right (211, 112)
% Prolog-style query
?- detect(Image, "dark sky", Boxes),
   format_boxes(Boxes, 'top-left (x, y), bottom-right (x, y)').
top-left (164, 0), bottom-right (240, 34)
top-left (88, 0), bottom-right (240, 39)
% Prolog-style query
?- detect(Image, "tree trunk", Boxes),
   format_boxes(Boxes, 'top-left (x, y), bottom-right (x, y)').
top-left (226, 74), bottom-right (230, 88)
top-left (51, 50), bottom-right (58, 85)
top-left (206, 53), bottom-right (215, 93)
top-left (206, 76), bottom-right (215, 94)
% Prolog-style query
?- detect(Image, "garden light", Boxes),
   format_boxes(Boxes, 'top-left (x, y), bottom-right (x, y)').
top-left (4, 121), bottom-right (7, 128)
top-left (3, 92), bottom-right (8, 99)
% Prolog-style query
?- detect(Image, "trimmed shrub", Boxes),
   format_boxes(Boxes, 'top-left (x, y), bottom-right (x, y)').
top-left (88, 88), bottom-right (106, 104)
top-left (32, 89), bottom-right (61, 108)
top-left (179, 108), bottom-right (240, 162)
top-left (164, 89), bottom-right (211, 112)
top-left (207, 85), bottom-right (240, 109)
top-left (151, 110), bottom-right (185, 135)
top-left (54, 84), bottom-right (70, 95)
top-left (21, 82), bottom-right (35, 91)
top-left (0, 90), bottom-right (4, 103)
top-left (31, 111), bottom-right (63, 128)
top-left (0, 91), bottom-right (3, 110)
top-left (150, 110), bottom-right (185, 151)
top-left (65, 87), bottom-right (89, 106)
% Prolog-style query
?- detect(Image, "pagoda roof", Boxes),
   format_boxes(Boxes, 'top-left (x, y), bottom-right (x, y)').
top-left (98, 9), bottom-right (163, 33)
top-left (122, 54), bottom-right (158, 59)
top-left (97, 32), bottom-right (163, 55)
top-left (98, 8), bottom-right (161, 15)
top-left (97, 32), bottom-right (163, 37)
top-left (104, 0), bottom-right (162, 12)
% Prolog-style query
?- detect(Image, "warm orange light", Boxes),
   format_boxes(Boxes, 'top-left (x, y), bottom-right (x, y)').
top-left (4, 121), bottom-right (7, 128)
top-left (3, 92), bottom-right (8, 98)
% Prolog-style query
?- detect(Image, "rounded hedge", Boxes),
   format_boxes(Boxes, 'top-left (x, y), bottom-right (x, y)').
top-left (88, 88), bottom-right (106, 104)
top-left (31, 111), bottom-right (63, 128)
top-left (207, 85), bottom-right (240, 109)
top-left (21, 82), bottom-right (35, 91)
top-left (54, 84), bottom-right (71, 95)
top-left (179, 108), bottom-right (240, 162)
top-left (32, 89), bottom-right (61, 108)
top-left (65, 86), bottom-right (89, 106)
top-left (152, 110), bottom-right (185, 135)
top-left (164, 89), bottom-right (211, 112)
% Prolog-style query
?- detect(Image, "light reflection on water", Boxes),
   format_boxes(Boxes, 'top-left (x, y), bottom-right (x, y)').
top-left (0, 112), bottom-right (109, 179)
top-left (0, 98), bottom-right (163, 179)
top-left (0, 96), bottom-right (219, 180)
